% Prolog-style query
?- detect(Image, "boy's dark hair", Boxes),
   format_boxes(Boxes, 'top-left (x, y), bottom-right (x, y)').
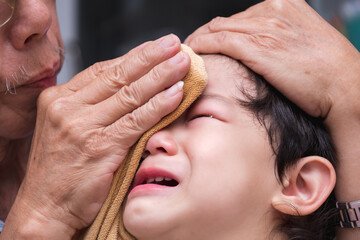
top-left (238, 68), bottom-right (338, 240)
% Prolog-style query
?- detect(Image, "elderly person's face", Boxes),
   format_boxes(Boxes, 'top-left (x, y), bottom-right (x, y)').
top-left (0, 0), bottom-right (64, 139)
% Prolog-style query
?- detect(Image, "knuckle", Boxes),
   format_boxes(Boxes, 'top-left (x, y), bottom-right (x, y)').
top-left (126, 112), bottom-right (143, 132)
top-left (208, 16), bottom-right (224, 32)
top-left (148, 95), bottom-right (172, 120)
top-left (144, 97), bottom-right (159, 119)
top-left (267, 17), bottom-right (290, 31)
top-left (112, 98), bottom-right (165, 146)
top-left (249, 33), bottom-right (280, 50)
top-left (37, 85), bottom-right (60, 107)
top-left (147, 97), bottom-right (161, 116)
top-left (123, 102), bottom-right (159, 134)
top-left (215, 31), bottom-right (230, 44)
top-left (137, 97), bottom-right (164, 125)
top-left (268, 0), bottom-right (286, 11)
top-left (116, 113), bottom-right (143, 138)
top-left (45, 97), bottom-right (84, 133)
top-left (89, 61), bottom-right (107, 76)
top-left (46, 97), bottom-right (69, 124)
top-left (61, 115), bottom-right (85, 133)
top-left (149, 67), bottom-right (163, 83)
top-left (118, 83), bottom-right (142, 109)
top-left (102, 64), bottom-right (128, 90)
top-left (189, 36), bottom-right (201, 48)
top-left (135, 47), bottom-right (153, 69)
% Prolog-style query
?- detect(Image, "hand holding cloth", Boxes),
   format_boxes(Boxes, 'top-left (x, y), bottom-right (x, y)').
top-left (81, 45), bottom-right (208, 240)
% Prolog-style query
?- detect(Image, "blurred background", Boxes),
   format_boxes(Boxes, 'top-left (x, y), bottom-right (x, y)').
top-left (56, 0), bottom-right (360, 85)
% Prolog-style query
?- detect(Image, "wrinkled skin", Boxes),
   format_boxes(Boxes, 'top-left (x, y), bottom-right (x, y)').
top-left (0, 1), bottom-right (190, 239)
top-left (186, 0), bottom-right (360, 118)
top-left (185, 0), bottom-right (360, 239)
top-left (0, 0), bottom-right (64, 230)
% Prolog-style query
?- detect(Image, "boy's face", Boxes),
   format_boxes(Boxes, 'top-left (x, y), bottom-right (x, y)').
top-left (124, 55), bottom-right (281, 240)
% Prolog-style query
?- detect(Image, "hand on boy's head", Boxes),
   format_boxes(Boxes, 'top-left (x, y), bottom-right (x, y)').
top-left (185, 0), bottom-right (360, 120)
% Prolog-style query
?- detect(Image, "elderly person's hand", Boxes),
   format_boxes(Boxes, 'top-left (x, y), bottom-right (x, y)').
top-left (185, 0), bottom-right (360, 119)
top-left (2, 34), bottom-right (190, 239)
top-left (186, 1), bottom-right (360, 238)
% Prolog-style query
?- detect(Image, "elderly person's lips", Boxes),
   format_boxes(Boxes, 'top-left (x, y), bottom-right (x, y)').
top-left (24, 73), bottom-right (57, 88)
top-left (23, 61), bottom-right (61, 89)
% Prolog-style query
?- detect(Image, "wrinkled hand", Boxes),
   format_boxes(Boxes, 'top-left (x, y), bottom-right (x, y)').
top-left (4, 34), bottom-right (190, 239)
top-left (185, 0), bottom-right (360, 119)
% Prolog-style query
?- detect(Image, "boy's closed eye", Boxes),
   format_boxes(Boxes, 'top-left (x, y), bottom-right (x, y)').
top-left (188, 113), bottom-right (214, 121)
top-left (185, 93), bottom-right (237, 125)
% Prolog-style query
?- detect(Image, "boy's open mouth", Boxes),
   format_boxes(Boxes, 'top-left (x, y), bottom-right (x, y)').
top-left (141, 176), bottom-right (178, 187)
top-left (133, 168), bottom-right (180, 188)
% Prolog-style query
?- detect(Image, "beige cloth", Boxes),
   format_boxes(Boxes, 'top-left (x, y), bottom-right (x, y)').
top-left (81, 45), bottom-right (208, 240)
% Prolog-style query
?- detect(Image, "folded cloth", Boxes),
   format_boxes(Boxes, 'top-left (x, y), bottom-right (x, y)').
top-left (81, 45), bottom-right (208, 240)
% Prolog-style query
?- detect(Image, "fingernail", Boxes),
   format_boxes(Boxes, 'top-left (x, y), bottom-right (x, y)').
top-left (165, 81), bottom-right (184, 97)
top-left (159, 34), bottom-right (177, 49)
top-left (169, 52), bottom-right (185, 65)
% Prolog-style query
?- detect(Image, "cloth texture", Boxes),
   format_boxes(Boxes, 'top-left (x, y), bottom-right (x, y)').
top-left (81, 45), bottom-right (208, 240)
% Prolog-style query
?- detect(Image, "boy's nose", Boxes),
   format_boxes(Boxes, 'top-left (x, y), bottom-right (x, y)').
top-left (9, 0), bottom-right (52, 49)
top-left (145, 130), bottom-right (178, 156)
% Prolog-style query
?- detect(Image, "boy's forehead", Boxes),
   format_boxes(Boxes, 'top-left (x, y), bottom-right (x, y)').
top-left (200, 54), bottom-right (253, 95)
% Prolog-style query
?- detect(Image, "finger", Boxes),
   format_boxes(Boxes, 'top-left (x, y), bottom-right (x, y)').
top-left (184, 15), bottom-right (256, 45)
top-left (62, 41), bottom-right (152, 93)
top-left (76, 34), bottom-right (181, 104)
top-left (104, 81), bottom-right (184, 153)
top-left (186, 31), bottom-right (265, 70)
top-left (187, 16), bottom-right (276, 45)
top-left (92, 51), bottom-right (191, 125)
top-left (184, 0), bottom-right (284, 45)
top-left (70, 34), bottom-right (181, 103)
top-left (184, 25), bottom-right (211, 44)
top-left (38, 44), bottom-right (150, 104)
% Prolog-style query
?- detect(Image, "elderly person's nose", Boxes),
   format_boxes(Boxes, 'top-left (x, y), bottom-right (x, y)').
top-left (9, 0), bottom-right (52, 49)
top-left (145, 130), bottom-right (179, 156)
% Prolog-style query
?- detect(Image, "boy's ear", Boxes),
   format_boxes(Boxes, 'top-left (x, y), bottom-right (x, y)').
top-left (271, 156), bottom-right (336, 216)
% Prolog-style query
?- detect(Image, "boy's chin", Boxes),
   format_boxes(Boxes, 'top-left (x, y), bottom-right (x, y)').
top-left (123, 204), bottom-right (172, 239)
top-left (123, 206), bottom-right (164, 239)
